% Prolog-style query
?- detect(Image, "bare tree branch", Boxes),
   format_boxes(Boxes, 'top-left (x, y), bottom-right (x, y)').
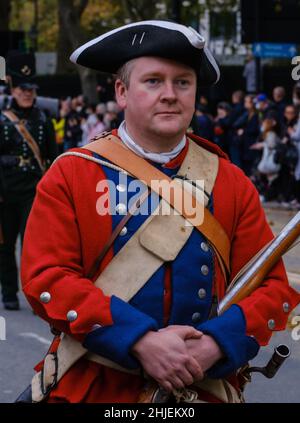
top-left (76, 0), bottom-right (89, 19)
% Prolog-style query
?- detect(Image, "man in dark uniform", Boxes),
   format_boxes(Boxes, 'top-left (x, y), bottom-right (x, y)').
top-left (0, 51), bottom-right (58, 310)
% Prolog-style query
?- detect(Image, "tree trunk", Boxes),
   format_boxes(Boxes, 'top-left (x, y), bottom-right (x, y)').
top-left (57, 5), bottom-right (74, 74)
top-left (0, 0), bottom-right (11, 31)
top-left (58, 0), bottom-right (98, 103)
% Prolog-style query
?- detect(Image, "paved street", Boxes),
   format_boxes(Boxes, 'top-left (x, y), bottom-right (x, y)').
top-left (243, 206), bottom-right (300, 403)
top-left (0, 206), bottom-right (299, 403)
top-left (0, 293), bottom-right (51, 403)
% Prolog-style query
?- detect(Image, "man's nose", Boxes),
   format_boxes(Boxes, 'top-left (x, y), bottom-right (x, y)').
top-left (160, 82), bottom-right (177, 102)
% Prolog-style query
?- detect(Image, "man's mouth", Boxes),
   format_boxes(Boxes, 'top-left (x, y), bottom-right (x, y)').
top-left (156, 111), bottom-right (180, 115)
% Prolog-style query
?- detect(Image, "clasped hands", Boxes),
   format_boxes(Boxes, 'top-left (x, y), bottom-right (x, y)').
top-left (131, 325), bottom-right (224, 393)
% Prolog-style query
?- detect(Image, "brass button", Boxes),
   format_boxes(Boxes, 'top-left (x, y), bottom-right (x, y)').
top-left (283, 303), bottom-right (290, 313)
top-left (198, 288), bottom-right (206, 299)
top-left (117, 184), bottom-right (126, 192)
top-left (192, 312), bottom-right (201, 323)
top-left (268, 319), bottom-right (275, 330)
top-left (201, 242), bottom-right (209, 252)
top-left (120, 227), bottom-right (128, 236)
top-left (115, 203), bottom-right (127, 215)
top-left (67, 310), bottom-right (78, 322)
top-left (40, 292), bottom-right (51, 303)
top-left (201, 265), bottom-right (209, 276)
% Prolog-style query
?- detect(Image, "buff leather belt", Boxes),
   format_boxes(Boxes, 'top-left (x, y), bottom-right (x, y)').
top-left (84, 133), bottom-right (231, 279)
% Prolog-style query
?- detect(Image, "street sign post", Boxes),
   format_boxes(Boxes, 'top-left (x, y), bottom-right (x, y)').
top-left (253, 43), bottom-right (297, 58)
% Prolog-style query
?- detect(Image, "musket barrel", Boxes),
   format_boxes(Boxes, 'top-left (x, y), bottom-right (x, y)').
top-left (218, 211), bottom-right (300, 315)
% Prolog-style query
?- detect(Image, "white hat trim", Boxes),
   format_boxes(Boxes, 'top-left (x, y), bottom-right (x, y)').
top-left (203, 46), bottom-right (220, 83)
top-left (70, 20), bottom-right (206, 64)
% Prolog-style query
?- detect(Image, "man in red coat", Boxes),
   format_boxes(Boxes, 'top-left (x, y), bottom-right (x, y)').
top-left (21, 21), bottom-right (300, 403)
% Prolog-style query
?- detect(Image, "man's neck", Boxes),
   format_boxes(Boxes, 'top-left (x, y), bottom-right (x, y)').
top-left (125, 122), bottom-right (184, 153)
top-left (118, 121), bottom-right (186, 165)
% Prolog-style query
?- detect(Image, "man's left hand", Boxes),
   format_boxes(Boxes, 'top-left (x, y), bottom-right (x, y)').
top-left (185, 334), bottom-right (224, 374)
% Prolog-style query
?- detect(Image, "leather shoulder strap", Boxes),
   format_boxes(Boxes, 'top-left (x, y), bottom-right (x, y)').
top-left (84, 133), bottom-right (230, 278)
top-left (2, 110), bottom-right (45, 173)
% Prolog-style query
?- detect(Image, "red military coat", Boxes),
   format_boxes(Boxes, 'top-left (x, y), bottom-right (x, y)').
top-left (21, 131), bottom-right (300, 402)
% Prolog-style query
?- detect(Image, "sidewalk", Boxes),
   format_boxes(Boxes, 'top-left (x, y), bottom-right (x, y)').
top-left (264, 205), bottom-right (300, 280)
top-left (264, 201), bottom-right (300, 212)
top-left (287, 272), bottom-right (300, 289)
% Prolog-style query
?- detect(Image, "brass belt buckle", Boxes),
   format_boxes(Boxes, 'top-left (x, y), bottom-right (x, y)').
top-left (18, 156), bottom-right (30, 167)
top-left (18, 156), bottom-right (25, 167)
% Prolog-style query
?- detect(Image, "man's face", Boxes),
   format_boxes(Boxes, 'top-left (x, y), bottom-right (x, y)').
top-left (284, 106), bottom-right (296, 121)
top-left (273, 87), bottom-right (285, 102)
top-left (12, 86), bottom-right (36, 108)
top-left (244, 96), bottom-right (254, 110)
top-left (115, 57), bottom-right (197, 142)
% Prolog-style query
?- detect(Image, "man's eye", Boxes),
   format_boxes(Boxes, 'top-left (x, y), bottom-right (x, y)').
top-left (176, 80), bottom-right (190, 87)
top-left (146, 79), bottom-right (159, 85)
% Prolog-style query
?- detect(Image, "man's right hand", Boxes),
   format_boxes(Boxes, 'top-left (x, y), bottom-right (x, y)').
top-left (131, 326), bottom-right (204, 392)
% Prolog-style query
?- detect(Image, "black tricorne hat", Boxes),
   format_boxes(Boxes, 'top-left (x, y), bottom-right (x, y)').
top-left (6, 51), bottom-right (38, 89)
top-left (70, 20), bottom-right (220, 87)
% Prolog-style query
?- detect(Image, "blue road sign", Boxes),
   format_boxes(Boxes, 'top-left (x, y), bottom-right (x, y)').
top-left (253, 43), bottom-right (297, 58)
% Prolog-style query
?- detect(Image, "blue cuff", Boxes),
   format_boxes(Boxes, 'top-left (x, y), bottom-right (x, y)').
top-left (83, 296), bottom-right (158, 369)
top-left (197, 304), bottom-right (259, 378)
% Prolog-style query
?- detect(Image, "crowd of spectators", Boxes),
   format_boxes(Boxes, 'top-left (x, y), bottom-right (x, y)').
top-left (192, 83), bottom-right (300, 208)
top-left (52, 94), bottom-right (123, 154)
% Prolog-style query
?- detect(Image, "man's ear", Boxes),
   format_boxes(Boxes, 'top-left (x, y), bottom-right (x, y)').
top-left (115, 79), bottom-right (127, 110)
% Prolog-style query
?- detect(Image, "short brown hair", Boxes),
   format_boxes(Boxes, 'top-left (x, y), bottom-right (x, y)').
top-left (115, 59), bottom-right (137, 88)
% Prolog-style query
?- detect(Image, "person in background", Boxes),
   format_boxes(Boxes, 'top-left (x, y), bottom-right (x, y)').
top-left (88, 103), bottom-right (107, 141)
top-left (255, 93), bottom-right (275, 121)
top-left (52, 99), bottom-right (70, 154)
top-left (243, 55), bottom-right (257, 94)
top-left (292, 82), bottom-right (300, 111)
top-left (198, 95), bottom-right (210, 111)
top-left (274, 105), bottom-right (299, 206)
top-left (252, 114), bottom-right (282, 202)
top-left (103, 101), bottom-right (122, 130)
top-left (272, 86), bottom-right (287, 122)
top-left (229, 90), bottom-right (245, 125)
top-left (289, 110), bottom-right (300, 207)
top-left (0, 52), bottom-right (57, 310)
top-left (76, 95), bottom-right (86, 115)
top-left (64, 97), bottom-right (83, 151)
top-left (213, 102), bottom-right (232, 154)
top-left (233, 94), bottom-right (260, 176)
top-left (283, 104), bottom-right (298, 132)
top-left (194, 104), bottom-right (214, 140)
top-left (227, 90), bottom-right (246, 167)
top-left (79, 104), bottom-right (99, 147)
